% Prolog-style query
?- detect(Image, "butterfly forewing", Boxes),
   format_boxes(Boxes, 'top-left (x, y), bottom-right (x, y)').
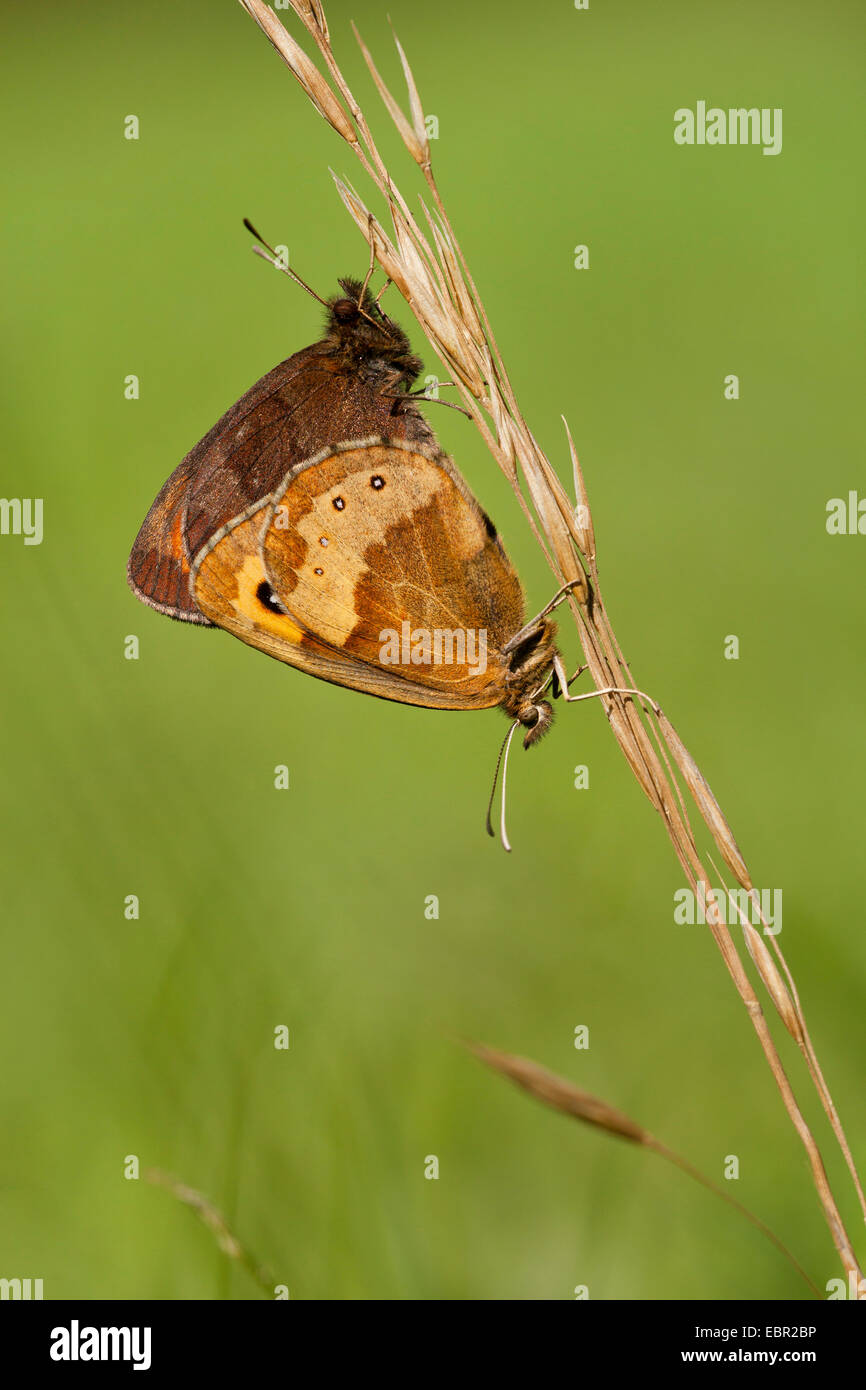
top-left (128, 345), bottom-right (434, 623)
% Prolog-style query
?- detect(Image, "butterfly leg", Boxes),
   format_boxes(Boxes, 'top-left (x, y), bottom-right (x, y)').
top-left (503, 579), bottom-right (584, 655)
top-left (552, 652), bottom-right (660, 713)
top-left (407, 380), bottom-right (473, 417)
top-left (404, 381), bottom-right (458, 397)
top-left (551, 660), bottom-right (589, 699)
top-left (415, 395), bottom-right (472, 418)
top-left (380, 385), bottom-right (472, 419)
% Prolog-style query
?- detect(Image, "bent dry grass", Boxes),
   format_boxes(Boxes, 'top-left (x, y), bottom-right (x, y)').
top-left (147, 1169), bottom-right (277, 1297)
top-left (468, 1043), bottom-right (820, 1295)
top-left (235, 0), bottom-right (864, 1293)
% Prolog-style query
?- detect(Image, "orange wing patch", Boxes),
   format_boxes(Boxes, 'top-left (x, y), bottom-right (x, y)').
top-left (191, 505), bottom-right (321, 661)
top-left (261, 441), bottom-right (524, 700)
top-left (189, 492), bottom-right (505, 711)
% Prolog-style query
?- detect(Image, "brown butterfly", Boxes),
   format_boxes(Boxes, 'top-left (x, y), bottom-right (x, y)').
top-left (128, 238), bottom-right (579, 756)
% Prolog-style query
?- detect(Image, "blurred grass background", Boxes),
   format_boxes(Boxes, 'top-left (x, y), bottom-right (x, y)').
top-left (1, 0), bottom-right (863, 1299)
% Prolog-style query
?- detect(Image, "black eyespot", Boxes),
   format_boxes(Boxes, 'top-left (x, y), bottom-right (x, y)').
top-left (256, 580), bottom-right (285, 614)
top-left (332, 496), bottom-right (345, 510)
top-left (370, 475), bottom-right (385, 490)
top-left (481, 510), bottom-right (497, 540)
top-left (314, 567), bottom-right (324, 576)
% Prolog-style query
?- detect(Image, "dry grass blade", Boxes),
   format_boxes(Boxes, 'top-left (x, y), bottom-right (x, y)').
top-left (424, 210), bottom-right (486, 349)
top-left (291, 0), bottom-right (328, 43)
top-left (709, 851), bottom-right (866, 1223)
top-left (469, 1043), bottom-right (820, 1295)
top-left (468, 1042), bottom-right (647, 1142)
top-left (147, 1168), bottom-right (277, 1297)
top-left (238, 0), bottom-right (355, 143)
top-left (239, 0), bottom-right (864, 1290)
top-left (743, 920), bottom-right (804, 1044)
top-left (391, 25), bottom-right (430, 169)
top-left (352, 23), bottom-right (427, 167)
top-left (657, 711), bottom-right (751, 886)
top-left (708, 854), bottom-right (803, 1045)
top-left (562, 416), bottom-right (596, 563)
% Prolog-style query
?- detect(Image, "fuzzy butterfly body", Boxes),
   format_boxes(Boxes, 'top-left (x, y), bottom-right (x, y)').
top-left (128, 280), bottom-right (561, 745)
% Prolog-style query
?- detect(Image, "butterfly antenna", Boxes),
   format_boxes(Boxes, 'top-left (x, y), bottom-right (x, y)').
top-left (485, 719), bottom-right (520, 852)
top-left (497, 721), bottom-right (520, 853)
top-left (348, 219), bottom-right (399, 338)
top-left (485, 724), bottom-right (512, 837)
top-left (357, 301), bottom-right (394, 334)
top-left (357, 222), bottom-right (377, 306)
top-left (243, 218), bottom-right (329, 308)
top-left (354, 293), bottom-right (397, 337)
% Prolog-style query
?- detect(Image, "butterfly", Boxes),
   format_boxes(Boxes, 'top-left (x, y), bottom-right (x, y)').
top-left (128, 252), bottom-right (577, 752)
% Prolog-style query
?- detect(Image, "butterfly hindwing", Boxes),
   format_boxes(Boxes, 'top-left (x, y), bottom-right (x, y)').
top-left (189, 499), bottom-right (496, 709)
top-left (259, 439), bottom-right (525, 703)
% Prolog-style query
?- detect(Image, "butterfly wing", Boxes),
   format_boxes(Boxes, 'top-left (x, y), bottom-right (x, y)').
top-left (128, 346), bottom-right (434, 623)
top-left (258, 439), bottom-right (526, 708)
top-left (189, 502), bottom-right (488, 709)
top-left (126, 452), bottom-right (211, 623)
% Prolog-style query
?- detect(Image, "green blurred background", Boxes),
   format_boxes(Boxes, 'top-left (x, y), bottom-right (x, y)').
top-left (1, 0), bottom-right (863, 1300)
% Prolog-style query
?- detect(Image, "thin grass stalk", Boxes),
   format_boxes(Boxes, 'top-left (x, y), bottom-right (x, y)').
top-left (147, 1169), bottom-right (276, 1297)
top-left (238, 0), bottom-right (864, 1291)
top-left (470, 1042), bottom-right (820, 1296)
